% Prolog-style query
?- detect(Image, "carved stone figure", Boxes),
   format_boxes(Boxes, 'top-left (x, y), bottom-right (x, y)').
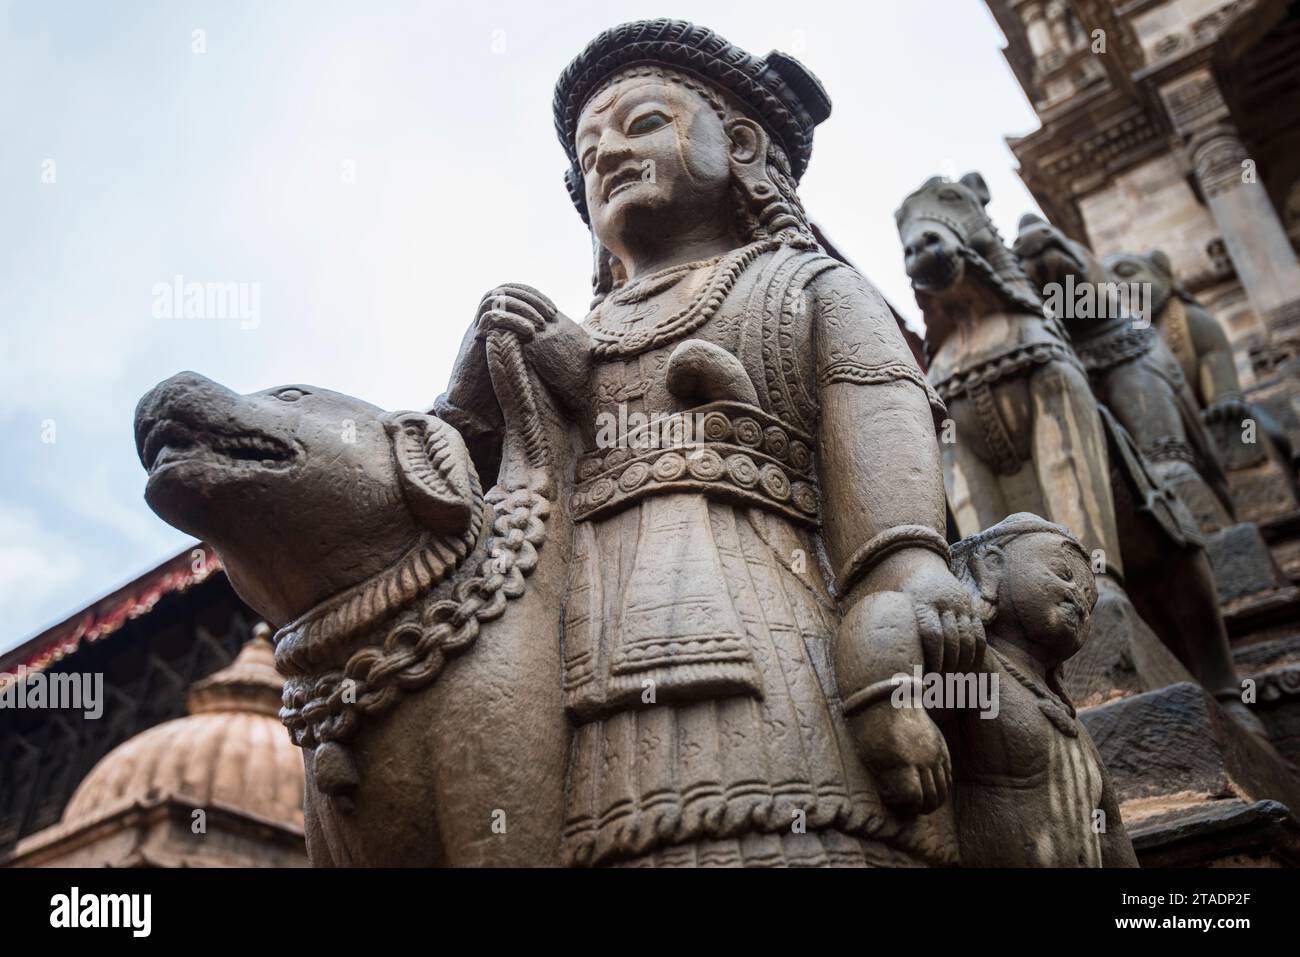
top-left (894, 173), bottom-right (1187, 704)
top-left (1103, 250), bottom-right (1298, 516)
top-left (134, 363), bottom-right (576, 866)
top-left (946, 513), bottom-right (1138, 867)
top-left (1012, 215), bottom-right (1257, 725)
top-left (135, 21), bottom-right (998, 868)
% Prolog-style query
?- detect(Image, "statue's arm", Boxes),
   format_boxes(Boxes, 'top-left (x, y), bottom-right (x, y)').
top-left (1185, 301), bottom-right (1245, 410)
top-left (810, 266), bottom-right (982, 673)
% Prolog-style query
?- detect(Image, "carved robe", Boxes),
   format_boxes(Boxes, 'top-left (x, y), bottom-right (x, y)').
top-left (557, 239), bottom-right (956, 866)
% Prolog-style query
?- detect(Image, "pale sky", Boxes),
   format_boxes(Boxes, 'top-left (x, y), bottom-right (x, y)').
top-left (0, 0), bottom-right (1040, 653)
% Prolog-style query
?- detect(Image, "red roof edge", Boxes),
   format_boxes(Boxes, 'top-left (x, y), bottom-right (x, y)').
top-left (0, 543), bottom-right (224, 682)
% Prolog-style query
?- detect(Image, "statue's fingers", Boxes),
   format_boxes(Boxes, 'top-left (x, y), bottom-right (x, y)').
top-left (479, 294), bottom-right (549, 330)
top-left (496, 284), bottom-right (557, 320)
top-left (476, 310), bottom-right (537, 340)
top-left (940, 609), bottom-right (960, 674)
top-left (955, 613), bottom-right (979, 674)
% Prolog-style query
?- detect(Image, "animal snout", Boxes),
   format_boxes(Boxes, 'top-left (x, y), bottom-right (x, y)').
top-left (134, 371), bottom-right (237, 460)
top-left (902, 229), bottom-right (959, 288)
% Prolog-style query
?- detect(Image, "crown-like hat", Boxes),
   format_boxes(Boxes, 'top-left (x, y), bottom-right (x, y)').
top-left (553, 19), bottom-right (831, 222)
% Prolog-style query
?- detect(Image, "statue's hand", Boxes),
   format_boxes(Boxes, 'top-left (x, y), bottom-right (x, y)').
top-left (899, 554), bottom-right (986, 676)
top-left (475, 283), bottom-right (558, 342)
top-left (1201, 395), bottom-right (1251, 426)
top-left (852, 701), bottom-right (951, 815)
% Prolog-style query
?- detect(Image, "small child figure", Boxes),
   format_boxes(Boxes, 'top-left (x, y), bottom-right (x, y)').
top-left (946, 513), bottom-right (1137, 867)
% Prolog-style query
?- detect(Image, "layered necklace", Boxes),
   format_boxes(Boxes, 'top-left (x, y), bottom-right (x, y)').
top-left (586, 238), bottom-right (781, 358)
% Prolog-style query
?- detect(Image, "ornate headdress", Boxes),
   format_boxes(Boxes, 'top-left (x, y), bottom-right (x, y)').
top-left (553, 19), bottom-right (832, 224)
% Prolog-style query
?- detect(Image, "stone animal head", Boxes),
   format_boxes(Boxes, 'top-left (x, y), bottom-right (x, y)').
top-left (135, 372), bottom-right (483, 630)
top-left (1102, 250), bottom-right (1175, 317)
top-left (951, 512), bottom-right (1098, 666)
top-left (1012, 213), bottom-right (1106, 292)
top-left (895, 172), bottom-right (1043, 319)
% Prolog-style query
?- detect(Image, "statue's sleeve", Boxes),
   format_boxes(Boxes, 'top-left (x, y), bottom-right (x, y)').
top-left (809, 266), bottom-right (950, 599)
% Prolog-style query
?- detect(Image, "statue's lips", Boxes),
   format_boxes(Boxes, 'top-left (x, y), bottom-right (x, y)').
top-left (602, 166), bottom-right (644, 202)
top-left (139, 417), bottom-right (298, 476)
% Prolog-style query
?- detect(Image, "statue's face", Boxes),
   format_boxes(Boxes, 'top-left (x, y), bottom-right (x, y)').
top-left (575, 74), bottom-right (733, 254)
top-left (1013, 219), bottom-right (1091, 292)
top-left (998, 533), bottom-right (1096, 661)
top-left (1104, 253), bottom-right (1171, 314)
top-left (895, 179), bottom-right (986, 293)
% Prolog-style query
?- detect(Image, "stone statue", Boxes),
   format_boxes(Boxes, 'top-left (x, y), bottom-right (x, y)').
top-left (1104, 250), bottom-right (1298, 516)
top-left (133, 367), bottom-right (576, 865)
top-left (134, 20), bottom-right (1003, 868)
top-left (894, 173), bottom-right (1187, 704)
top-left (1016, 216), bottom-right (1234, 529)
top-left (947, 513), bottom-right (1138, 867)
top-left (1012, 215), bottom-right (1259, 728)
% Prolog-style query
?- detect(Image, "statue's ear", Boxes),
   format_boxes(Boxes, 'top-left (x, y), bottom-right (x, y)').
top-left (967, 544), bottom-right (1005, 605)
top-left (1018, 212), bottom-right (1046, 231)
top-left (1146, 249), bottom-right (1174, 278)
top-left (726, 117), bottom-right (767, 166)
top-left (384, 412), bottom-right (479, 534)
top-left (960, 172), bottom-right (991, 207)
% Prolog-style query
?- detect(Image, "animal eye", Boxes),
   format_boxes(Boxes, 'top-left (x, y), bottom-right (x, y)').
top-left (274, 388), bottom-right (308, 402)
top-left (939, 189), bottom-right (962, 202)
top-left (627, 111), bottom-right (669, 136)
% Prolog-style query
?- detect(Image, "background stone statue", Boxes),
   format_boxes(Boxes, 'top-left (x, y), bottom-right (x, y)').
top-left (894, 172), bottom-right (1187, 705)
top-left (1012, 215), bottom-right (1261, 731)
top-left (1104, 250), bottom-right (1298, 519)
top-left (947, 514), bottom-right (1138, 867)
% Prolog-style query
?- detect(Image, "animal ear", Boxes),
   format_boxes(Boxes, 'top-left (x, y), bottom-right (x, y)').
top-left (1146, 249), bottom-right (1174, 278)
top-left (384, 412), bottom-right (479, 534)
top-left (960, 172), bottom-right (991, 207)
top-left (1018, 212), bottom-right (1046, 231)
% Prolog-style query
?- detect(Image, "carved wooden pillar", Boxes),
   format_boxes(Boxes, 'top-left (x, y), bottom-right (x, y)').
top-left (1161, 68), bottom-right (1300, 347)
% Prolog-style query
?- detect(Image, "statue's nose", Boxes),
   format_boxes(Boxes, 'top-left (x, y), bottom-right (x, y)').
top-left (903, 230), bottom-right (943, 261)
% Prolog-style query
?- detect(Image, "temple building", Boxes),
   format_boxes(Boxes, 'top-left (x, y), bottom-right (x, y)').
top-left (985, 0), bottom-right (1300, 441)
top-left (0, 547), bottom-right (304, 866)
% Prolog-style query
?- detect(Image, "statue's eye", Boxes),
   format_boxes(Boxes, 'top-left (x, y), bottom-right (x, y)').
top-left (939, 189), bottom-right (963, 203)
top-left (627, 111), bottom-right (669, 136)
top-left (274, 388), bottom-right (308, 402)
top-left (580, 147), bottom-right (597, 173)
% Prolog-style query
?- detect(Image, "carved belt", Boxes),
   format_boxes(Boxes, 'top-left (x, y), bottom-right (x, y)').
top-left (570, 401), bottom-right (820, 526)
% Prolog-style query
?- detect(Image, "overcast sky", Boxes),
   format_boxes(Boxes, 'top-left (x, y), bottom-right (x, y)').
top-left (0, 0), bottom-right (1040, 653)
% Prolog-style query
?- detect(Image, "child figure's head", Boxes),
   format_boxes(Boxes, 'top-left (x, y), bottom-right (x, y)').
top-left (950, 513), bottom-right (1098, 665)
